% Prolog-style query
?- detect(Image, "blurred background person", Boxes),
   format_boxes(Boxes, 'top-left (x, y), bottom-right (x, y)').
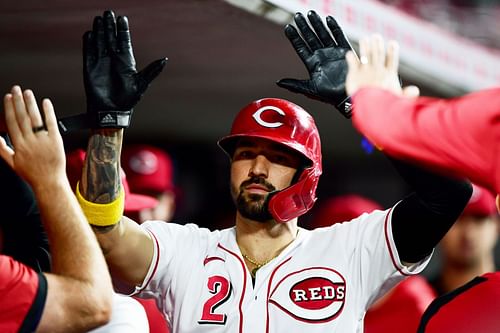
top-left (309, 194), bottom-right (436, 333)
top-left (122, 144), bottom-right (177, 223)
top-left (429, 183), bottom-right (498, 296)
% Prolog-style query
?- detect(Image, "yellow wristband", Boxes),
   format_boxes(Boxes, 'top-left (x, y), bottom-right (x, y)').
top-left (76, 182), bottom-right (125, 227)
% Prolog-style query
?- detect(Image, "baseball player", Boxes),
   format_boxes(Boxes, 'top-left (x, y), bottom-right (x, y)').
top-left (73, 10), bottom-right (471, 332)
top-left (343, 33), bottom-right (500, 333)
top-left (0, 86), bottom-right (113, 332)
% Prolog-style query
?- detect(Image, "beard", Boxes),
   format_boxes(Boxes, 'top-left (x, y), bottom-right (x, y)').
top-left (231, 176), bottom-right (276, 222)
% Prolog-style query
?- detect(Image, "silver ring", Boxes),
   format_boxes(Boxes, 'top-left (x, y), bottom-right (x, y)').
top-left (32, 125), bottom-right (46, 133)
top-left (360, 56), bottom-right (369, 65)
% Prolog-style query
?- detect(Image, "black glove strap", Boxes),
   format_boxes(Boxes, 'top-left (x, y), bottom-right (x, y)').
top-left (336, 96), bottom-right (353, 118)
top-left (96, 110), bottom-right (132, 128)
top-left (57, 113), bottom-right (90, 134)
top-left (57, 110), bottom-right (132, 134)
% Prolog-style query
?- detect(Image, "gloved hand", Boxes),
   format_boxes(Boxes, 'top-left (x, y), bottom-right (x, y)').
top-left (83, 10), bottom-right (167, 128)
top-left (277, 11), bottom-right (356, 118)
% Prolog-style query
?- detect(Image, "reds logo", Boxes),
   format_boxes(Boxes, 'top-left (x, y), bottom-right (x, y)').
top-left (269, 268), bottom-right (346, 323)
top-left (252, 106), bottom-right (285, 128)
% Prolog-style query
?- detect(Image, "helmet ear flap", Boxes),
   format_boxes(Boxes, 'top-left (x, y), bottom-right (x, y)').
top-left (268, 166), bottom-right (320, 223)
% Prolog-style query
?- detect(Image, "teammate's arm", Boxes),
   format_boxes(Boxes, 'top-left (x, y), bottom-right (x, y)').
top-left (0, 86), bottom-right (113, 333)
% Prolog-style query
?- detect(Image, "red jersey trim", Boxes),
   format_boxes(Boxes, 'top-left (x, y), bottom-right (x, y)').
top-left (218, 243), bottom-right (246, 333)
top-left (384, 207), bottom-right (411, 276)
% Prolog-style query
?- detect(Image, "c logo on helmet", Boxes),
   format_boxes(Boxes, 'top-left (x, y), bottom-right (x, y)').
top-left (252, 106), bottom-right (285, 128)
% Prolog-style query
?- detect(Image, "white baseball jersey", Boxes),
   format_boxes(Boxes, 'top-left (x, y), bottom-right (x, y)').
top-left (134, 206), bottom-right (430, 332)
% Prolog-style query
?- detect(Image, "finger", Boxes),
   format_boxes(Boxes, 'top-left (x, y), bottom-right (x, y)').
top-left (294, 12), bottom-right (323, 51)
top-left (359, 37), bottom-right (369, 64)
top-left (11, 86), bottom-right (32, 136)
top-left (136, 58), bottom-right (168, 93)
top-left (42, 98), bottom-right (60, 136)
top-left (3, 93), bottom-right (21, 145)
top-left (284, 24), bottom-right (312, 65)
top-left (346, 51), bottom-right (360, 71)
top-left (370, 34), bottom-right (385, 67)
top-left (307, 11), bottom-right (335, 47)
top-left (326, 16), bottom-right (351, 49)
top-left (402, 85), bottom-right (420, 98)
top-left (103, 10), bottom-right (117, 52)
top-left (0, 136), bottom-right (15, 169)
top-left (83, 31), bottom-right (96, 70)
top-left (276, 78), bottom-right (312, 95)
top-left (92, 16), bottom-right (106, 57)
top-left (386, 40), bottom-right (400, 73)
top-left (23, 90), bottom-right (44, 128)
top-left (116, 16), bottom-right (132, 54)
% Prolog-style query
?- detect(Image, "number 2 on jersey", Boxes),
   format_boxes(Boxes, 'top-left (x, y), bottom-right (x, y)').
top-left (198, 275), bottom-right (232, 325)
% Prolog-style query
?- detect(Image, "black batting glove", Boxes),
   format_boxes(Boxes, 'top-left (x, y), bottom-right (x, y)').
top-left (83, 10), bottom-right (167, 128)
top-left (277, 11), bottom-right (356, 118)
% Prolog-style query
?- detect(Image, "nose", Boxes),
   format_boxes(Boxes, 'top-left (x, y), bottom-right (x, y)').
top-left (249, 154), bottom-right (270, 178)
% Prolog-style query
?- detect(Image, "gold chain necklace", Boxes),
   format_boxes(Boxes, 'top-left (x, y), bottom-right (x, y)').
top-left (241, 253), bottom-right (280, 278)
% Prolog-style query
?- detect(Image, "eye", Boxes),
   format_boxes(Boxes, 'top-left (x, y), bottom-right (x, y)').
top-left (234, 149), bottom-right (255, 160)
top-left (274, 154), bottom-right (289, 164)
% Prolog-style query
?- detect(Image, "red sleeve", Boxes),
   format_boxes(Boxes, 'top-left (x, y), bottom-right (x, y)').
top-left (351, 87), bottom-right (500, 194)
top-left (418, 273), bottom-right (500, 333)
top-left (0, 255), bottom-right (46, 333)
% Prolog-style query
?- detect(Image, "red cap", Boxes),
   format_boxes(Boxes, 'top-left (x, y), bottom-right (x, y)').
top-left (121, 145), bottom-right (174, 194)
top-left (462, 184), bottom-right (497, 217)
top-left (66, 149), bottom-right (158, 213)
top-left (310, 194), bottom-right (382, 228)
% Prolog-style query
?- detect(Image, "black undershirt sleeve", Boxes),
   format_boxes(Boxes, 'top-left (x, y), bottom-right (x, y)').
top-left (389, 157), bottom-right (472, 263)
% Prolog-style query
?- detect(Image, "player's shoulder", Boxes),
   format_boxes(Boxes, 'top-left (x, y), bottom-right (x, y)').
top-left (140, 220), bottom-right (230, 241)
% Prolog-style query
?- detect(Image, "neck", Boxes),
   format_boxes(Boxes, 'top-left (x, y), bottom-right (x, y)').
top-left (439, 255), bottom-right (496, 293)
top-left (235, 212), bottom-right (298, 263)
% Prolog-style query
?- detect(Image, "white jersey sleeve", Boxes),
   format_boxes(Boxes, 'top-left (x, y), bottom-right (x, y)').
top-left (315, 204), bottom-right (431, 312)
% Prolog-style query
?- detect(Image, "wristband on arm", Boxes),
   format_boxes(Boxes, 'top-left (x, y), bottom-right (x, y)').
top-left (76, 182), bottom-right (125, 227)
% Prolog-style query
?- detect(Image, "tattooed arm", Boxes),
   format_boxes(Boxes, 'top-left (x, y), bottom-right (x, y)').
top-left (81, 129), bottom-right (154, 289)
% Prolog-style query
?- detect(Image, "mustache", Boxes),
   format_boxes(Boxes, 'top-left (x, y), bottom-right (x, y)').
top-left (240, 176), bottom-right (276, 192)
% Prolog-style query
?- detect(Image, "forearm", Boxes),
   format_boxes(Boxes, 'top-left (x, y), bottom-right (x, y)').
top-left (33, 178), bottom-right (110, 286)
top-left (80, 129), bottom-right (153, 286)
top-left (390, 157), bottom-right (472, 263)
top-left (33, 178), bottom-right (113, 332)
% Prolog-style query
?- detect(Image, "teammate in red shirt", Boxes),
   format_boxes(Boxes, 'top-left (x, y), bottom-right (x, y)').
top-left (344, 33), bottom-right (500, 333)
top-left (0, 85), bottom-right (113, 333)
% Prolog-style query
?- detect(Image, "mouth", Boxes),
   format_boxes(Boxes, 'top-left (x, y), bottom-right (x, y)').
top-left (245, 184), bottom-right (271, 194)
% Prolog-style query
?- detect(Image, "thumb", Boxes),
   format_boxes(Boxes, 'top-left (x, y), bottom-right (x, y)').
top-left (276, 78), bottom-right (311, 94)
top-left (0, 136), bottom-right (15, 169)
top-left (402, 85), bottom-right (420, 98)
top-left (136, 58), bottom-right (168, 93)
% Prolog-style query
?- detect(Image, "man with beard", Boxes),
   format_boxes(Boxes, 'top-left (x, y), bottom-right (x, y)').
top-left (73, 10), bottom-right (472, 332)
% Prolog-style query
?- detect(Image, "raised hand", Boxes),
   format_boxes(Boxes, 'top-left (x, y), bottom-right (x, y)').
top-left (0, 86), bottom-right (66, 188)
top-left (277, 11), bottom-right (356, 118)
top-left (345, 34), bottom-right (419, 98)
top-left (83, 10), bottom-right (167, 128)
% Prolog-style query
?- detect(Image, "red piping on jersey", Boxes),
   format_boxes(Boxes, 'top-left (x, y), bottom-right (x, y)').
top-left (384, 208), bottom-right (411, 276)
top-left (139, 230), bottom-right (161, 292)
top-left (218, 243), bottom-right (246, 333)
top-left (265, 257), bottom-right (292, 333)
top-left (203, 257), bottom-right (225, 266)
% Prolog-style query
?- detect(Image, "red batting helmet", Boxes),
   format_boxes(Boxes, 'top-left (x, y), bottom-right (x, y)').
top-left (218, 98), bottom-right (322, 223)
